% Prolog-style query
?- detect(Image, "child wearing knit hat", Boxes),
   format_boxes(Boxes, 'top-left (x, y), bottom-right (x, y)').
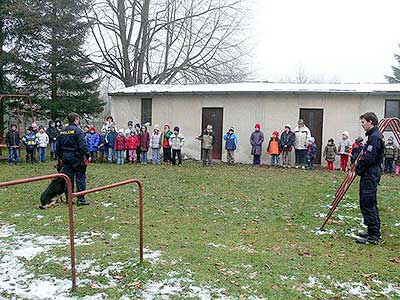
top-left (250, 123), bottom-right (264, 165)
top-left (223, 126), bottom-right (238, 165)
top-left (86, 126), bottom-right (100, 162)
top-left (267, 130), bottom-right (282, 166)
top-left (281, 124), bottom-right (295, 168)
top-left (197, 124), bottom-right (216, 166)
top-left (338, 130), bottom-right (351, 172)
top-left (306, 137), bottom-right (317, 170)
top-left (169, 126), bottom-right (185, 166)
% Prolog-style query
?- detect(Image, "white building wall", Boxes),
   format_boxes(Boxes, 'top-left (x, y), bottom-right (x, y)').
top-left (110, 93), bottom-right (390, 165)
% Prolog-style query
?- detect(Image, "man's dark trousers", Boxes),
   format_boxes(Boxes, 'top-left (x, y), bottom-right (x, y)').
top-left (63, 153), bottom-right (86, 201)
top-left (359, 165), bottom-right (381, 238)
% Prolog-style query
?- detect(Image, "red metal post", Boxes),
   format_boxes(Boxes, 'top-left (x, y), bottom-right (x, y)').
top-left (0, 175), bottom-right (144, 291)
top-left (0, 174), bottom-right (76, 289)
top-left (0, 94), bottom-right (35, 123)
top-left (73, 179), bottom-right (144, 263)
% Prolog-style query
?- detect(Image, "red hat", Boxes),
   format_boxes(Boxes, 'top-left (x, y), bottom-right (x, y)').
top-left (255, 123), bottom-right (261, 129)
top-left (273, 130), bottom-right (279, 136)
top-left (90, 126), bottom-right (96, 132)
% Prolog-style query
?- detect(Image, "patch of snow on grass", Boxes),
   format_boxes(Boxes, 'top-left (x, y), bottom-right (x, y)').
top-left (341, 202), bottom-right (358, 210)
top-left (138, 272), bottom-right (233, 300)
top-left (110, 233), bottom-right (120, 240)
top-left (314, 213), bottom-right (327, 218)
top-left (335, 281), bottom-right (372, 298)
top-left (312, 228), bottom-right (336, 235)
top-left (298, 274), bottom-right (400, 299)
top-left (208, 243), bottom-right (227, 249)
top-left (237, 245), bottom-right (257, 253)
top-left (101, 202), bottom-right (118, 208)
top-left (0, 222), bottom-right (108, 300)
top-left (143, 248), bottom-right (162, 264)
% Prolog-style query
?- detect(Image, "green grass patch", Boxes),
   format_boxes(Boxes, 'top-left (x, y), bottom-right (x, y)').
top-left (0, 161), bottom-right (399, 299)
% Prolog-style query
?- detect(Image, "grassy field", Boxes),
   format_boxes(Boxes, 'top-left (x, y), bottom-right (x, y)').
top-left (0, 161), bottom-right (399, 300)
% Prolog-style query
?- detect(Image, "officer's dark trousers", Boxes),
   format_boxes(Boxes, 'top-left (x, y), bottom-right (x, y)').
top-left (359, 166), bottom-right (381, 238)
top-left (63, 160), bottom-right (87, 201)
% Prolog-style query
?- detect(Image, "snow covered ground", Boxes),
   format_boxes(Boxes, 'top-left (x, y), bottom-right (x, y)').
top-left (280, 274), bottom-right (400, 299)
top-left (0, 223), bottom-right (106, 300)
top-left (2, 216), bottom-right (399, 300)
top-left (0, 222), bottom-right (262, 300)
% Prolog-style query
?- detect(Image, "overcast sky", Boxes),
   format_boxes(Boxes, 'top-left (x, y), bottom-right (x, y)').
top-left (251, 0), bottom-right (400, 83)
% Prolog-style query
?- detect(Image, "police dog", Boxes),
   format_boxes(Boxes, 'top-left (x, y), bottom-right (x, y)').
top-left (39, 160), bottom-right (66, 210)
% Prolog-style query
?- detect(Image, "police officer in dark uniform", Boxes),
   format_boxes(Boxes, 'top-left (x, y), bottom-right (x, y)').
top-left (355, 112), bottom-right (384, 244)
top-left (56, 113), bottom-right (90, 206)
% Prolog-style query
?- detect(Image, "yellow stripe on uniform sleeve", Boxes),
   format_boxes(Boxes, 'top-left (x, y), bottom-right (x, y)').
top-left (60, 130), bottom-right (75, 135)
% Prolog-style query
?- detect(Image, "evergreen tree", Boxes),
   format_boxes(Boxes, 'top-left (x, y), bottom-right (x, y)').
top-left (0, 0), bottom-right (16, 139)
top-left (386, 45), bottom-right (400, 83)
top-left (13, 0), bottom-right (104, 119)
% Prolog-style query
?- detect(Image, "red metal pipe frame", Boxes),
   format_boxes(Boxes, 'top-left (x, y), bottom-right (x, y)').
top-left (72, 179), bottom-right (144, 263)
top-left (321, 118), bottom-right (400, 230)
top-left (0, 94), bottom-right (35, 123)
top-left (0, 175), bottom-right (143, 291)
top-left (0, 174), bottom-right (76, 287)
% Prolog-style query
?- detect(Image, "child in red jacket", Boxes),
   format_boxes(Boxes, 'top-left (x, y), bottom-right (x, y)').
top-left (115, 129), bottom-right (127, 165)
top-left (127, 131), bottom-right (140, 163)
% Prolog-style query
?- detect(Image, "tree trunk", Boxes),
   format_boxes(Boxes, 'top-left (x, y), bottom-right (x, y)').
top-left (117, 0), bottom-right (134, 87)
top-left (137, 0), bottom-right (150, 84)
top-left (0, 7), bottom-right (6, 144)
top-left (50, 5), bottom-right (58, 119)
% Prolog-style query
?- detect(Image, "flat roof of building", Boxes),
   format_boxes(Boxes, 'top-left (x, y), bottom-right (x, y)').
top-left (109, 82), bottom-right (400, 97)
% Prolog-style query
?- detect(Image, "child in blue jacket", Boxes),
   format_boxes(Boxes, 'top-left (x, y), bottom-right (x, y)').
top-left (224, 127), bottom-right (238, 165)
top-left (86, 127), bottom-right (100, 162)
top-left (105, 125), bottom-right (118, 163)
top-left (22, 126), bottom-right (39, 163)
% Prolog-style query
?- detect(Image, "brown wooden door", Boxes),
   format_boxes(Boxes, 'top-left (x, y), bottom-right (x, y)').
top-left (300, 108), bottom-right (323, 164)
top-left (202, 108), bottom-right (223, 160)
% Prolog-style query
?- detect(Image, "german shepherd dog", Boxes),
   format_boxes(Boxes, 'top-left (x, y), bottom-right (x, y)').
top-left (39, 161), bottom-right (66, 209)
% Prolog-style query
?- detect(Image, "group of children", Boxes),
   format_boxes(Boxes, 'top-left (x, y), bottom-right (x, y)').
top-left (5, 120), bottom-right (62, 164)
top-left (250, 123), bottom-right (317, 170)
top-left (249, 123), bottom-right (399, 173)
top-left (5, 116), bottom-right (400, 174)
top-left (322, 131), bottom-right (399, 174)
top-left (83, 116), bottom-right (185, 166)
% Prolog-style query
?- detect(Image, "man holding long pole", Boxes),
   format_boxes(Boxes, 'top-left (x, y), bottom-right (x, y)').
top-left (355, 112), bottom-right (384, 245)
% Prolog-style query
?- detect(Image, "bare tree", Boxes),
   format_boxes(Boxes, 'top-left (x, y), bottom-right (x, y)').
top-left (85, 0), bottom-right (250, 87)
top-left (279, 65), bottom-right (340, 84)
